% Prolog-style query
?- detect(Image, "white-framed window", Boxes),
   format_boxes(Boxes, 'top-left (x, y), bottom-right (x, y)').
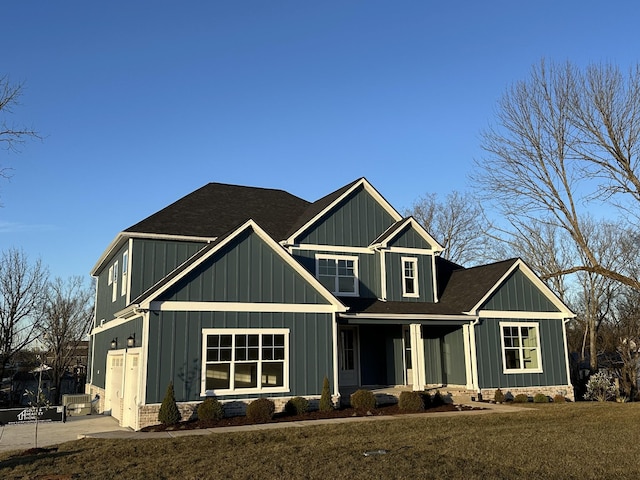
top-left (315, 254), bottom-right (359, 296)
top-left (500, 322), bottom-right (543, 374)
top-left (401, 257), bottom-right (419, 297)
top-left (108, 265), bottom-right (113, 285)
top-left (201, 328), bottom-right (289, 395)
top-left (121, 250), bottom-right (128, 296)
top-left (111, 260), bottom-right (118, 302)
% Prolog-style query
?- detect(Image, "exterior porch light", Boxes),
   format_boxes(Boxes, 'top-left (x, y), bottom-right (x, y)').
top-left (110, 338), bottom-right (117, 349)
top-left (127, 334), bottom-right (135, 348)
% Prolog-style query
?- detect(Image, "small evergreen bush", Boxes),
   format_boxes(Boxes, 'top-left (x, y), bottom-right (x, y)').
top-left (431, 390), bottom-right (446, 407)
top-left (494, 388), bottom-right (505, 403)
top-left (319, 376), bottom-right (333, 412)
top-left (513, 393), bottom-right (529, 403)
top-left (533, 393), bottom-right (549, 403)
top-left (350, 389), bottom-right (376, 411)
top-left (398, 391), bottom-right (424, 412)
top-left (197, 397), bottom-right (224, 421)
top-left (246, 398), bottom-right (275, 423)
top-left (553, 394), bottom-right (566, 403)
top-left (285, 396), bottom-right (309, 415)
top-left (420, 392), bottom-right (432, 409)
top-left (158, 381), bottom-right (181, 425)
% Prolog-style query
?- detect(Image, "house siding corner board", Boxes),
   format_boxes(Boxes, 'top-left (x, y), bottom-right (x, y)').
top-left (475, 318), bottom-right (568, 390)
top-left (295, 185), bottom-right (397, 247)
top-left (145, 310), bottom-right (334, 404)
top-left (89, 317), bottom-right (143, 389)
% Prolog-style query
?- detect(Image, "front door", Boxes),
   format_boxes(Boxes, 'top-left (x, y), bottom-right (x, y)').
top-left (122, 353), bottom-right (139, 429)
top-left (338, 326), bottom-right (359, 386)
top-left (105, 353), bottom-right (123, 419)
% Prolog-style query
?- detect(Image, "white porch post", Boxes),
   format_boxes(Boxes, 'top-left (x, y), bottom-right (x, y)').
top-left (469, 320), bottom-right (479, 392)
top-left (410, 323), bottom-right (425, 390)
top-left (463, 324), bottom-right (474, 390)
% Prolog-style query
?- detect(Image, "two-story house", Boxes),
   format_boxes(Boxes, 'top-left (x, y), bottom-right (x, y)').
top-left (88, 178), bottom-right (575, 430)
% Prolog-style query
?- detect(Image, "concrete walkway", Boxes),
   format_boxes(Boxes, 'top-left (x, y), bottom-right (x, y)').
top-left (0, 403), bottom-right (530, 453)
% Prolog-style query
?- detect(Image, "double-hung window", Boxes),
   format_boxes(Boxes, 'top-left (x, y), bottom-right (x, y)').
top-left (316, 255), bottom-right (359, 296)
top-left (202, 329), bottom-right (289, 394)
top-left (401, 257), bottom-right (419, 297)
top-left (500, 322), bottom-right (543, 373)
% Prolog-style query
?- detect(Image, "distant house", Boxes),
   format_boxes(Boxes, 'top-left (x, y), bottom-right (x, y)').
top-left (87, 178), bottom-right (575, 430)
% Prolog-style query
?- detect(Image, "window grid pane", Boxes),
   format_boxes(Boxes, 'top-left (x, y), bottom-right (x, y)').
top-left (502, 324), bottom-right (540, 372)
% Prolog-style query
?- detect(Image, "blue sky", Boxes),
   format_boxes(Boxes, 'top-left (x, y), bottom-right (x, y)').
top-left (1, 1), bottom-right (638, 280)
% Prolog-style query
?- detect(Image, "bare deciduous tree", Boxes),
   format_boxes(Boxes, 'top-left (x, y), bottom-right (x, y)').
top-left (1, 75), bottom-right (40, 178)
top-left (0, 248), bottom-right (48, 382)
top-left (39, 276), bottom-right (93, 404)
top-left (406, 191), bottom-right (491, 266)
top-left (476, 59), bottom-right (640, 291)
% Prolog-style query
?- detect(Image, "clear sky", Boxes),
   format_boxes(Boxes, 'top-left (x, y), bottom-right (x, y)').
top-left (1, 1), bottom-right (638, 281)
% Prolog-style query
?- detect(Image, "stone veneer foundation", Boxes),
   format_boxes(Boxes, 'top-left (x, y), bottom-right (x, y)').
top-left (478, 385), bottom-right (575, 402)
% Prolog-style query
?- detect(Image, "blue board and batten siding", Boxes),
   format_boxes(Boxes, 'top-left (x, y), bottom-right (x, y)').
top-left (159, 229), bottom-right (331, 305)
top-left (475, 318), bottom-right (568, 389)
top-left (95, 243), bottom-right (130, 325)
top-left (294, 185), bottom-right (396, 246)
top-left (146, 311), bottom-right (334, 403)
top-left (143, 227), bottom-right (337, 403)
top-left (130, 238), bottom-right (205, 300)
top-left (385, 252), bottom-right (434, 302)
top-left (293, 249), bottom-right (380, 298)
top-left (474, 267), bottom-right (568, 390)
top-left (388, 224), bottom-right (433, 250)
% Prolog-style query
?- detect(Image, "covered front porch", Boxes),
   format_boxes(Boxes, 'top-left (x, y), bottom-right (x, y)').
top-left (336, 316), bottom-right (479, 402)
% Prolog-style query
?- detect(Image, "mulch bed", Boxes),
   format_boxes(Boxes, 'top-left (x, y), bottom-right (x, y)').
top-left (141, 403), bottom-right (483, 432)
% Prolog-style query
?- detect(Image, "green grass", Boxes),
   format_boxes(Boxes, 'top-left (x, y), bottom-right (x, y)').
top-left (2, 403), bottom-right (640, 479)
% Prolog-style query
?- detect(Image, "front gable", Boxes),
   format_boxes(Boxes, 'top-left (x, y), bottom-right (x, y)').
top-left (158, 228), bottom-right (332, 305)
top-left (290, 179), bottom-right (401, 247)
top-left (480, 269), bottom-right (560, 312)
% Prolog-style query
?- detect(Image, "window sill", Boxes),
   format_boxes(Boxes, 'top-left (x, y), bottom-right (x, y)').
top-left (201, 386), bottom-right (289, 396)
top-left (502, 368), bottom-right (543, 374)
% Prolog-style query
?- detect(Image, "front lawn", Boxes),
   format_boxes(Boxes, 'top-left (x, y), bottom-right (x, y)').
top-left (1, 402), bottom-right (639, 479)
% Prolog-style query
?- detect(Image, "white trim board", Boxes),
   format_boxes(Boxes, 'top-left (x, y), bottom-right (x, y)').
top-left (149, 301), bottom-right (342, 313)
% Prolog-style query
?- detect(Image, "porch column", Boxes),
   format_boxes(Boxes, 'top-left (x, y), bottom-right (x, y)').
top-left (463, 324), bottom-right (474, 390)
top-left (409, 323), bottom-right (425, 390)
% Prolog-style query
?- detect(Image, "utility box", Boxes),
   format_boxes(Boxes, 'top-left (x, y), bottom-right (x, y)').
top-left (62, 394), bottom-right (92, 416)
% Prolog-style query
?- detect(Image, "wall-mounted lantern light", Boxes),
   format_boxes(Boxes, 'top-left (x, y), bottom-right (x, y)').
top-left (127, 334), bottom-right (135, 348)
top-left (110, 338), bottom-right (118, 349)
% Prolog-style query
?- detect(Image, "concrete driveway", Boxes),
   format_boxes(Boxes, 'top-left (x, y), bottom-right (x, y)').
top-left (0, 414), bottom-right (129, 453)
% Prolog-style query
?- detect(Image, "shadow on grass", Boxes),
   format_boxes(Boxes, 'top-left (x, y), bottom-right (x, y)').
top-left (0, 447), bottom-right (79, 470)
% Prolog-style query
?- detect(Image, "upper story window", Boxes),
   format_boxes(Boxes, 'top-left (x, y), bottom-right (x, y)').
top-left (401, 257), bottom-right (419, 298)
top-left (201, 329), bottom-right (289, 395)
top-left (111, 260), bottom-right (118, 302)
top-left (500, 322), bottom-right (543, 374)
top-left (316, 254), bottom-right (359, 296)
top-left (121, 251), bottom-right (128, 297)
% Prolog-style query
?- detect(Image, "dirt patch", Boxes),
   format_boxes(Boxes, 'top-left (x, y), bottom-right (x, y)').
top-left (141, 403), bottom-right (483, 432)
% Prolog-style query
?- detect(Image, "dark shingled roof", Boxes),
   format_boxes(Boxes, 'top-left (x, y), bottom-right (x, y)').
top-left (125, 183), bottom-right (311, 240)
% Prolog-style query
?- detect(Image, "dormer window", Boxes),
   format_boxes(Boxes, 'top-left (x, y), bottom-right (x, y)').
top-left (316, 255), bottom-right (359, 296)
top-left (402, 257), bottom-right (419, 298)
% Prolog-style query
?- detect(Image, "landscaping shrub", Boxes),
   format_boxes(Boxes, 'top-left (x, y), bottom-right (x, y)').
top-left (584, 371), bottom-right (617, 402)
top-left (350, 389), bottom-right (376, 411)
top-left (513, 394), bottom-right (529, 403)
top-left (197, 397), bottom-right (224, 421)
top-left (398, 391), bottom-right (424, 412)
top-left (319, 376), bottom-right (333, 412)
top-left (420, 392), bottom-right (432, 409)
top-left (285, 396), bottom-right (309, 415)
top-left (246, 398), bottom-right (275, 423)
top-left (494, 388), bottom-right (505, 403)
top-left (533, 393), bottom-right (549, 403)
top-left (553, 394), bottom-right (566, 403)
top-left (158, 381), bottom-right (181, 425)
top-left (431, 390), bottom-right (445, 407)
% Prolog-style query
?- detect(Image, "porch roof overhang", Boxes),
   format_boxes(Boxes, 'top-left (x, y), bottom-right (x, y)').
top-left (338, 313), bottom-right (476, 326)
